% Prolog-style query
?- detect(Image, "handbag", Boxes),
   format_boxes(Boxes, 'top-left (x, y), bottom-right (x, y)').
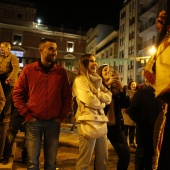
top-left (78, 113), bottom-right (108, 139)
top-left (144, 32), bottom-right (170, 97)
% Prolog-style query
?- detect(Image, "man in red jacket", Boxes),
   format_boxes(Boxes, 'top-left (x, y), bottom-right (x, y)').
top-left (13, 38), bottom-right (72, 170)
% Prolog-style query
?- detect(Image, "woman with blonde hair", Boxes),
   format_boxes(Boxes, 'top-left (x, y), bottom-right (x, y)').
top-left (72, 54), bottom-right (112, 170)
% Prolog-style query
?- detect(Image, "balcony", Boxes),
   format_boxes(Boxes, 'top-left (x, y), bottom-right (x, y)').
top-left (18, 56), bottom-right (131, 72)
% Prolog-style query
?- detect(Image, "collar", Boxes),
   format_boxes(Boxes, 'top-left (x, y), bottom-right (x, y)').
top-left (89, 73), bottom-right (102, 89)
top-left (38, 59), bottom-right (54, 73)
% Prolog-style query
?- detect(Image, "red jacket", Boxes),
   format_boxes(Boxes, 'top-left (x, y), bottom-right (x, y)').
top-left (13, 61), bottom-right (72, 122)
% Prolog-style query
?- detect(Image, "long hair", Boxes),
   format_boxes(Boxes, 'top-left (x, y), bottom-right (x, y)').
top-left (97, 65), bottom-right (108, 78)
top-left (97, 64), bottom-right (109, 84)
top-left (78, 53), bottom-right (98, 94)
top-left (156, 0), bottom-right (170, 48)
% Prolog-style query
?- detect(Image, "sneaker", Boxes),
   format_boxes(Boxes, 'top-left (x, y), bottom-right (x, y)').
top-left (70, 130), bottom-right (74, 134)
top-left (1, 157), bottom-right (9, 165)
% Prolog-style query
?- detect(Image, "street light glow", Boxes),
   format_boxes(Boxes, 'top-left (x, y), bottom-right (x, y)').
top-left (149, 46), bottom-right (156, 54)
top-left (37, 19), bottom-right (41, 25)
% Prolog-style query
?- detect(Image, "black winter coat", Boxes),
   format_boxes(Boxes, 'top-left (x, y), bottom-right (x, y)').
top-left (104, 89), bottom-right (130, 130)
top-left (127, 84), bottom-right (162, 146)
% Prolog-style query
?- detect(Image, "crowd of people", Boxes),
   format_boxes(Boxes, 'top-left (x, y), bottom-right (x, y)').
top-left (0, 9), bottom-right (169, 170)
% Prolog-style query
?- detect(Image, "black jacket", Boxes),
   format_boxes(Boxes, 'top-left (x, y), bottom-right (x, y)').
top-left (104, 88), bottom-right (130, 130)
top-left (127, 84), bottom-right (162, 146)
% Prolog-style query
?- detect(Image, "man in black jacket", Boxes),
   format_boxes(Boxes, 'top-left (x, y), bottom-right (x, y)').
top-left (127, 79), bottom-right (162, 170)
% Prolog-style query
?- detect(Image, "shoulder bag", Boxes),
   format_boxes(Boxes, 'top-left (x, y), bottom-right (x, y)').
top-left (78, 104), bottom-right (108, 139)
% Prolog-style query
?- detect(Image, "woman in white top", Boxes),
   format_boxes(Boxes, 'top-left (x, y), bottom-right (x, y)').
top-left (72, 54), bottom-right (112, 170)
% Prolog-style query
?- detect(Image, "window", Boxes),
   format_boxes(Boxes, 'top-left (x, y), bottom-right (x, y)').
top-left (10, 51), bottom-right (24, 67)
top-left (119, 50), bottom-right (124, 58)
top-left (13, 35), bottom-right (22, 46)
top-left (102, 53), bottom-right (104, 58)
top-left (119, 65), bottom-right (123, 73)
top-left (110, 48), bottom-right (112, 56)
top-left (128, 60), bottom-right (133, 69)
top-left (121, 10), bottom-right (126, 19)
top-left (67, 41), bottom-right (74, 52)
top-left (106, 50), bottom-right (108, 58)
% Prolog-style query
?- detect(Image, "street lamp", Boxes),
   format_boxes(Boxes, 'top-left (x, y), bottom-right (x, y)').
top-left (37, 19), bottom-right (41, 25)
top-left (149, 46), bottom-right (156, 55)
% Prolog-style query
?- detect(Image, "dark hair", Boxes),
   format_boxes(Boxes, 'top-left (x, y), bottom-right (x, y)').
top-left (123, 85), bottom-right (128, 92)
top-left (39, 38), bottom-right (56, 48)
top-left (128, 81), bottom-right (138, 90)
top-left (97, 64), bottom-right (109, 79)
top-left (77, 53), bottom-right (98, 94)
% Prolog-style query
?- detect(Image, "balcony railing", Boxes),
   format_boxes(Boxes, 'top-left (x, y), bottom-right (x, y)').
top-left (18, 56), bottom-right (131, 72)
top-left (139, 18), bottom-right (156, 33)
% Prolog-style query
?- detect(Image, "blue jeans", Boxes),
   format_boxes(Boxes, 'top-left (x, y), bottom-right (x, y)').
top-left (26, 119), bottom-right (60, 170)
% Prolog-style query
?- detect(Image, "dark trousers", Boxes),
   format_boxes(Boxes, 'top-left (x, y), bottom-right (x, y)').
top-left (3, 108), bottom-right (27, 159)
top-left (107, 125), bottom-right (130, 170)
top-left (0, 75), bottom-right (14, 157)
top-left (135, 146), bottom-right (153, 170)
top-left (124, 125), bottom-right (136, 144)
top-left (0, 74), bottom-right (12, 120)
top-left (157, 106), bottom-right (170, 170)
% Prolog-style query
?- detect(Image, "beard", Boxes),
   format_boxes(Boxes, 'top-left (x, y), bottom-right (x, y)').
top-left (45, 54), bottom-right (56, 63)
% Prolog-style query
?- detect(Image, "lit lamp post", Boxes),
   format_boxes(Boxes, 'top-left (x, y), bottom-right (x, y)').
top-left (37, 19), bottom-right (41, 25)
top-left (149, 46), bottom-right (156, 54)
top-left (134, 46), bottom-right (156, 84)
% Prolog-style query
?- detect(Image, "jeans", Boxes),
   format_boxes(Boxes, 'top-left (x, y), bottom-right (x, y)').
top-left (26, 119), bottom-right (60, 170)
top-left (107, 125), bottom-right (130, 170)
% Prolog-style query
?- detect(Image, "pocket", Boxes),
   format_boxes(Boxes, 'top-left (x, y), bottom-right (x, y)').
top-left (27, 117), bottom-right (37, 123)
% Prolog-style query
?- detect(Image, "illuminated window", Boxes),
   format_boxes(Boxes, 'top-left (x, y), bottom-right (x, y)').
top-left (67, 42), bottom-right (74, 52)
top-left (10, 50), bottom-right (24, 67)
top-left (13, 35), bottom-right (22, 46)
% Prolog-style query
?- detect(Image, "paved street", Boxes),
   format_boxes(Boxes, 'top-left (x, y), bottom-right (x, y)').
top-left (13, 124), bottom-right (135, 170)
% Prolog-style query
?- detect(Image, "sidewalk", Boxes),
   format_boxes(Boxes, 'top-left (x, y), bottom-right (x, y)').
top-left (0, 123), bottom-right (135, 170)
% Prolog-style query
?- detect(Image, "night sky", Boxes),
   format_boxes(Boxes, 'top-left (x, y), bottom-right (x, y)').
top-left (31, 0), bottom-right (125, 31)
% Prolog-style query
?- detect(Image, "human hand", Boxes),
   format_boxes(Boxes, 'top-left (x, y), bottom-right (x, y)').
top-left (28, 117), bottom-right (36, 122)
top-left (3, 117), bottom-right (10, 122)
top-left (5, 78), bottom-right (11, 84)
top-left (54, 118), bottom-right (61, 123)
top-left (106, 69), bottom-right (119, 86)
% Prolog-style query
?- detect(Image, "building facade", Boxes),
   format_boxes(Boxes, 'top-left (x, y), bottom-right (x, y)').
top-left (0, 0), bottom-right (87, 74)
top-left (0, 0), bottom-right (168, 85)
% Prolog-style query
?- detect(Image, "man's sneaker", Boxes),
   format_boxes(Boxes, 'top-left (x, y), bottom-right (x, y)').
top-left (70, 130), bottom-right (74, 134)
top-left (1, 157), bottom-right (9, 165)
